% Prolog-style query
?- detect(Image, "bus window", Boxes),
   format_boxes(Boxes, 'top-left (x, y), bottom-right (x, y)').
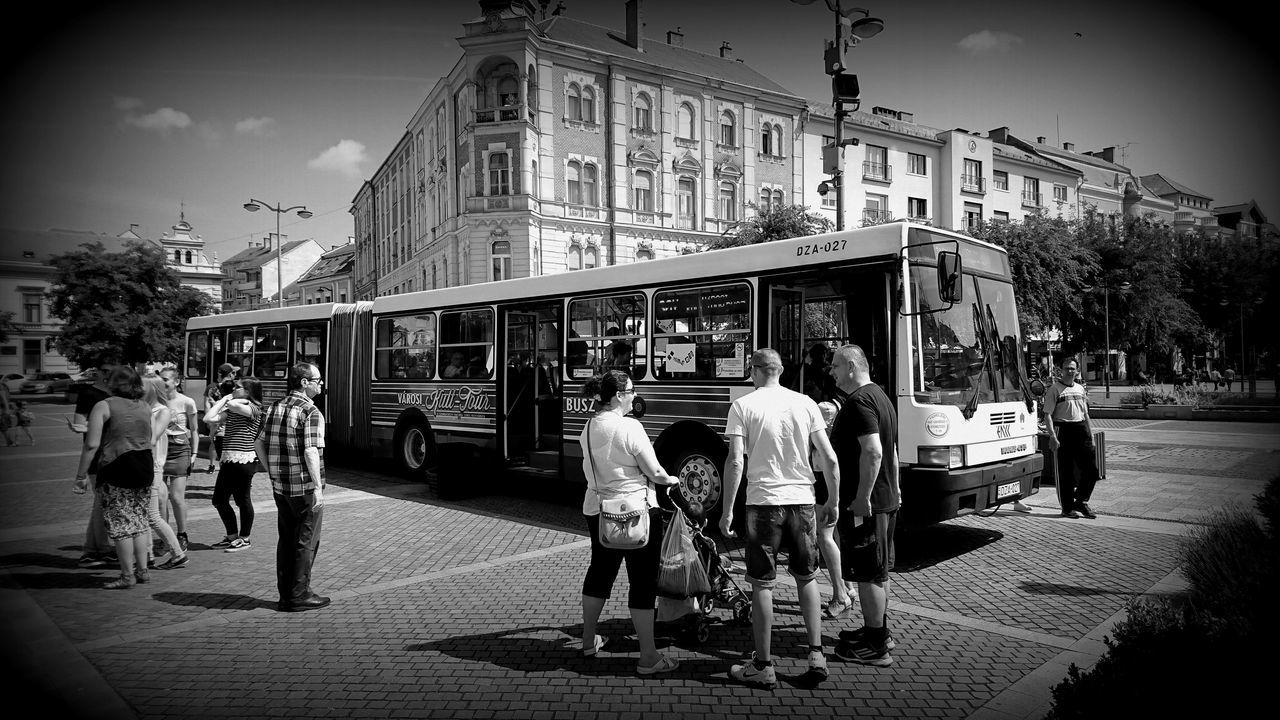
top-left (911, 270), bottom-right (993, 405)
top-left (653, 283), bottom-right (751, 381)
top-left (567, 293), bottom-right (646, 380)
top-left (439, 309), bottom-right (493, 380)
top-left (254, 325), bottom-right (288, 379)
top-left (293, 322), bottom-right (326, 370)
top-left (226, 329), bottom-right (255, 376)
top-left (186, 331), bottom-right (209, 379)
top-left (375, 314), bottom-right (437, 379)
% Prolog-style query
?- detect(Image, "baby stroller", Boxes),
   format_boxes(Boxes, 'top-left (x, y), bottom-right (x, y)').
top-left (656, 494), bottom-right (752, 645)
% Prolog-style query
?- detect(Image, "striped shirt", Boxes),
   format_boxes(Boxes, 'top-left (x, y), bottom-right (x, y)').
top-left (1043, 380), bottom-right (1089, 423)
top-left (257, 391), bottom-right (326, 497)
top-left (220, 402), bottom-right (263, 463)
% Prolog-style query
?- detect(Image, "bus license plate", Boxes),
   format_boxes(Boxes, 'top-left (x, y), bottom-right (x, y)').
top-left (996, 481), bottom-right (1020, 499)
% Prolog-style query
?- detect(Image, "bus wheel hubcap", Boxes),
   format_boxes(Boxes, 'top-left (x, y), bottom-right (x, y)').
top-left (678, 454), bottom-right (721, 508)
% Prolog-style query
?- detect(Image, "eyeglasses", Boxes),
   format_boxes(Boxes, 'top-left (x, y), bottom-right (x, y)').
top-left (307, 377), bottom-right (324, 385)
top-left (620, 387), bottom-right (635, 395)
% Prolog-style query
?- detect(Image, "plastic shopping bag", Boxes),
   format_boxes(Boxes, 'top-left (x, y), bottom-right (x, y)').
top-left (657, 510), bottom-right (712, 597)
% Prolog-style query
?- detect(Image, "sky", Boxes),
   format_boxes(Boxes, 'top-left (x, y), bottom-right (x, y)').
top-left (3, 0), bottom-right (1275, 264)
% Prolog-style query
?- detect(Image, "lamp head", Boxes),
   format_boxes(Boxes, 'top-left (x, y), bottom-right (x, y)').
top-left (817, 181), bottom-right (830, 197)
top-left (243, 202), bottom-right (261, 212)
top-left (297, 209), bottom-right (313, 219)
top-left (848, 14), bottom-right (884, 39)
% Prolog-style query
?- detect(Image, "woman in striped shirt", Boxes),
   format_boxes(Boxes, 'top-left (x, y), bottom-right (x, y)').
top-left (203, 377), bottom-right (264, 552)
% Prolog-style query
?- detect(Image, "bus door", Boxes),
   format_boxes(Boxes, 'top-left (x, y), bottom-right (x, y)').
top-left (768, 287), bottom-right (805, 391)
top-left (501, 303), bottom-right (562, 463)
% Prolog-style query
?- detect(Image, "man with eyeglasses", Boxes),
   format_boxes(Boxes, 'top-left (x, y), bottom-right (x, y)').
top-left (720, 348), bottom-right (840, 688)
top-left (1042, 358), bottom-right (1100, 520)
top-left (256, 362), bottom-right (330, 612)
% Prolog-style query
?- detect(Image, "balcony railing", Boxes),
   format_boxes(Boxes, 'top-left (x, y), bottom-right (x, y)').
top-left (464, 194), bottom-right (531, 213)
top-left (961, 174), bottom-right (985, 193)
top-left (1021, 191), bottom-right (1043, 208)
top-left (862, 162), bottom-right (892, 182)
top-left (474, 104), bottom-right (523, 124)
top-left (862, 209), bottom-right (894, 224)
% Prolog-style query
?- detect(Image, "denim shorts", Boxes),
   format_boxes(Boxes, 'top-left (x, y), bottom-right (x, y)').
top-left (744, 504), bottom-right (821, 588)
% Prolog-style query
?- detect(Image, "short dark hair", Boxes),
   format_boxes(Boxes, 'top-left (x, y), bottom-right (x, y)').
top-left (237, 376), bottom-right (264, 404)
top-left (582, 370), bottom-right (631, 406)
top-left (106, 365), bottom-right (144, 400)
top-left (287, 362), bottom-right (319, 392)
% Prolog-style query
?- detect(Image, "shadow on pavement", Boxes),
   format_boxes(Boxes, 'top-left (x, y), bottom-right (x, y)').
top-left (3, 570), bottom-right (114, 589)
top-left (1019, 581), bottom-right (1135, 597)
top-left (0, 551), bottom-right (87, 571)
top-left (152, 591), bottom-right (276, 611)
top-left (893, 524), bottom-right (1004, 573)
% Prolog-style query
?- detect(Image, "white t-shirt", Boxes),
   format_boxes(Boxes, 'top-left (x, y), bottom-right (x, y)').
top-left (580, 412), bottom-right (658, 516)
top-left (725, 385), bottom-right (824, 506)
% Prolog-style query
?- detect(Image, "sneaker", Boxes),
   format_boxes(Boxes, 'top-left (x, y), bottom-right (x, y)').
top-left (211, 536), bottom-right (235, 549)
top-left (177, 532), bottom-right (189, 552)
top-left (729, 653), bottom-right (777, 689)
top-left (1078, 502), bottom-right (1097, 519)
top-left (838, 626), bottom-right (897, 651)
top-left (78, 554), bottom-right (106, 568)
top-left (224, 537), bottom-right (252, 552)
top-left (157, 554), bottom-right (189, 570)
top-left (834, 637), bottom-right (893, 666)
top-left (807, 650), bottom-right (829, 679)
top-left (1061, 509), bottom-right (1081, 519)
top-left (824, 596), bottom-right (853, 619)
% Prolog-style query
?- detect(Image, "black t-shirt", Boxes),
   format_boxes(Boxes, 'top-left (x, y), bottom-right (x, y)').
top-left (829, 383), bottom-right (899, 512)
top-left (75, 384), bottom-right (110, 417)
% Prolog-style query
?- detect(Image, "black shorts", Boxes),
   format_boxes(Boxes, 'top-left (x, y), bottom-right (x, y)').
top-left (840, 509), bottom-right (897, 584)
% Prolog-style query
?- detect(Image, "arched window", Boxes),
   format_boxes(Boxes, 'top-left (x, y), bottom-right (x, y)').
top-left (583, 163), bottom-right (598, 206)
top-left (173, 250), bottom-right (181, 263)
top-left (677, 177), bottom-right (696, 229)
top-left (759, 188), bottom-right (772, 212)
top-left (677, 103), bottom-right (695, 139)
top-left (568, 244), bottom-right (582, 271)
top-left (719, 181), bottom-right (737, 221)
top-left (584, 245), bottom-right (599, 269)
top-left (185, 250), bottom-right (192, 264)
top-left (760, 124), bottom-right (772, 155)
top-left (581, 86), bottom-right (595, 123)
top-left (636, 245), bottom-right (653, 261)
top-left (567, 83), bottom-right (582, 121)
top-left (487, 152), bottom-right (510, 196)
top-left (431, 263), bottom-right (438, 289)
top-left (772, 125), bottom-right (783, 156)
top-left (634, 170), bottom-right (653, 211)
top-left (492, 240), bottom-right (512, 281)
top-left (719, 110), bottom-right (735, 146)
top-left (772, 189), bottom-right (784, 208)
top-left (567, 161), bottom-right (582, 205)
top-left (633, 93), bottom-right (652, 131)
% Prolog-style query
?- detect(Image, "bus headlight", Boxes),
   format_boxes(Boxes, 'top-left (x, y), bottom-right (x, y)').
top-left (919, 445), bottom-right (964, 469)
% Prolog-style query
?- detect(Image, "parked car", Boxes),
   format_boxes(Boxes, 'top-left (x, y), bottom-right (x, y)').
top-left (3, 373), bottom-right (30, 394)
top-left (21, 372), bottom-right (73, 394)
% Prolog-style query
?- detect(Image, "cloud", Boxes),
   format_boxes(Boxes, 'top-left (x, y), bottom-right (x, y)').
top-left (308, 139), bottom-right (368, 178)
top-left (235, 116), bottom-right (276, 136)
top-left (123, 106), bottom-right (193, 132)
top-left (113, 96), bottom-right (144, 111)
top-left (957, 30), bottom-right (1023, 55)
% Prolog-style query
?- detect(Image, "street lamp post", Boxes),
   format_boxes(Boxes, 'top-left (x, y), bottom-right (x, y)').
top-left (244, 199), bottom-right (312, 308)
top-left (1220, 297), bottom-right (1263, 395)
top-left (1082, 279), bottom-right (1131, 398)
top-left (793, 0), bottom-right (884, 231)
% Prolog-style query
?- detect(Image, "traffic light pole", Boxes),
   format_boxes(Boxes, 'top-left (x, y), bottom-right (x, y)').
top-left (833, 101), bottom-right (847, 231)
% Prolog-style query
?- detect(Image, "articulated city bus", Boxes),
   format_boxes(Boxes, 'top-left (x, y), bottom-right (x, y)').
top-left (183, 302), bottom-right (373, 455)
top-left (361, 221), bottom-right (1042, 524)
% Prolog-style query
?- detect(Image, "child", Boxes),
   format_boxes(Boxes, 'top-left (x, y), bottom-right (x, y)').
top-left (13, 401), bottom-right (34, 445)
top-left (0, 405), bottom-right (13, 446)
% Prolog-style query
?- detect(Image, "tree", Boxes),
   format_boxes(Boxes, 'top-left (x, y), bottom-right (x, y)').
top-left (45, 241), bottom-right (214, 369)
top-left (707, 202), bottom-right (834, 250)
top-left (0, 310), bottom-right (14, 344)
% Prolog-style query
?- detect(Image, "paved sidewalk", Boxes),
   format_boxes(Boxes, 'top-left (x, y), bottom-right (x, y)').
top-left (1, 413), bottom-right (1275, 719)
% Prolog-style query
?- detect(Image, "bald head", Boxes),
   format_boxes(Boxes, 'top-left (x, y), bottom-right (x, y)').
top-left (831, 344), bottom-right (870, 391)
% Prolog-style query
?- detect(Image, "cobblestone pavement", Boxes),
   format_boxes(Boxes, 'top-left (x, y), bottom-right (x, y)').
top-left (1, 406), bottom-right (1276, 720)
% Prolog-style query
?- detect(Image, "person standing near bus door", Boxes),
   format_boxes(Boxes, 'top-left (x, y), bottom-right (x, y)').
top-left (827, 344), bottom-right (900, 667)
top-left (203, 363), bottom-right (238, 474)
top-left (70, 362), bottom-right (115, 567)
top-left (1042, 358), bottom-right (1100, 520)
top-left (720, 348), bottom-right (840, 688)
top-left (256, 362), bottom-right (330, 612)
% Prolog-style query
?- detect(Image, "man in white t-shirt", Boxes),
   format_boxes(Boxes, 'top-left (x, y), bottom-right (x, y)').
top-left (1043, 357), bottom-right (1100, 519)
top-left (721, 348), bottom-right (840, 688)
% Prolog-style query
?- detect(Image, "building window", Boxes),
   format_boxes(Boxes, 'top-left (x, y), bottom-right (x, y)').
top-left (677, 103), bottom-right (695, 139)
top-left (677, 177), bottom-right (696, 229)
top-left (908, 197), bottom-right (928, 221)
top-left (487, 152), bottom-right (510, 196)
top-left (773, 189), bottom-right (783, 208)
top-left (719, 182), bottom-right (737, 221)
top-left (993, 170), bottom-right (1009, 191)
top-left (22, 293), bottom-right (42, 324)
top-left (994, 210), bottom-right (1010, 223)
top-left (863, 144), bottom-right (889, 181)
top-left (585, 245), bottom-right (599, 269)
top-left (760, 124), bottom-right (772, 155)
top-left (583, 163), bottom-right (598, 206)
top-left (633, 93), bottom-right (652, 131)
top-left (581, 86), bottom-right (595, 122)
top-left (567, 161), bottom-right (581, 205)
top-left (173, 250), bottom-right (181, 264)
top-left (758, 187), bottom-right (772, 212)
top-left (491, 240), bottom-right (512, 281)
top-left (185, 250), bottom-right (192, 264)
top-left (1022, 177), bottom-right (1041, 207)
top-left (1054, 184), bottom-right (1068, 203)
top-left (962, 159), bottom-right (984, 192)
top-left (634, 170), bottom-right (654, 211)
top-left (636, 246), bottom-right (653, 261)
top-left (864, 193), bottom-right (889, 224)
top-left (908, 152), bottom-right (927, 175)
top-left (719, 110), bottom-right (735, 146)
top-left (567, 83), bottom-right (581, 121)
top-left (964, 202), bottom-right (983, 232)
top-left (568, 245), bottom-right (582, 271)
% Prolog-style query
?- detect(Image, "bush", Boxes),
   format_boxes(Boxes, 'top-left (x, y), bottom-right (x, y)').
top-left (1046, 474), bottom-right (1280, 719)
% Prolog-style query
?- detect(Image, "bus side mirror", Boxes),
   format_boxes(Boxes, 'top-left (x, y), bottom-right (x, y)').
top-left (938, 251), bottom-right (963, 303)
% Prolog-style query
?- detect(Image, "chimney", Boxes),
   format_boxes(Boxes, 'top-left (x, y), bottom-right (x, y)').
top-left (666, 26), bottom-right (683, 46)
top-left (719, 41), bottom-right (733, 59)
top-left (1099, 146), bottom-right (1116, 163)
top-left (626, 0), bottom-right (643, 51)
top-left (1064, 142), bottom-right (1074, 152)
top-left (988, 127), bottom-right (1010, 144)
top-left (1036, 136), bottom-right (1046, 144)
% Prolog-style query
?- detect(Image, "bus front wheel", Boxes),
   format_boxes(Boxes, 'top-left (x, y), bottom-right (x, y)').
top-left (395, 422), bottom-right (434, 479)
top-left (671, 448), bottom-right (723, 517)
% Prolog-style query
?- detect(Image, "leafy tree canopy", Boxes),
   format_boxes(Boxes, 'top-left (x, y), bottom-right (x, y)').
top-left (0, 310), bottom-right (14, 345)
top-left (45, 241), bottom-right (214, 369)
top-left (707, 202), bottom-right (834, 250)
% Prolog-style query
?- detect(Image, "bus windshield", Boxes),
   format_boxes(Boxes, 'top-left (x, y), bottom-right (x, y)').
top-left (910, 267), bottom-right (1023, 407)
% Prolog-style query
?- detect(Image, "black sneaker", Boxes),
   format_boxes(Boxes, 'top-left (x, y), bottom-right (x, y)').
top-left (838, 626), bottom-right (897, 651)
top-left (1061, 509), bottom-right (1081, 519)
top-left (1078, 502), bottom-right (1097, 519)
top-left (157, 554), bottom-right (189, 570)
top-left (834, 638), bottom-right (892, 666)
top-left (211, 536), bottom-right (235, 549)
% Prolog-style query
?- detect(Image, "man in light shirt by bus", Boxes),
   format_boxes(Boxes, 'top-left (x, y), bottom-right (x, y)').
top-left (1042, 357), bottom-right (1100, 520)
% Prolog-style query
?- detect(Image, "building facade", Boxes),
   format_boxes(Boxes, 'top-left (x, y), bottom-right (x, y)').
top-left (154, 215), bottom-right (225, 312)
top-left (296, 241), bottom-right (356, 305)
top-left (219, 236), bottom-right (326, 311)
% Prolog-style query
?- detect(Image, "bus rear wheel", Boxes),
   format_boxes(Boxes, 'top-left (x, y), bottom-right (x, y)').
top-left (671, 448), bottom-right (723, 517)
top-left (395, 422), bottom-right (434, 479)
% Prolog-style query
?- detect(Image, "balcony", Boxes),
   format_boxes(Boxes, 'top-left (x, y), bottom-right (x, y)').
top-left (961, 174), bottom-right (985, 193)
top-left (1021, 191), bottom-right (1043, 208)
top-left (862, 209), bottom-right (894, 225)
top-left (566, 204), bottom-right (602, 220)
top-left (474, 104), bottom-right (524, 124)
top-left (862, 162), bottom-right (892, 183)
top-left (464, 194), bottom-right (531, 213)
top-left (907, 216), bottom-right (932, 226)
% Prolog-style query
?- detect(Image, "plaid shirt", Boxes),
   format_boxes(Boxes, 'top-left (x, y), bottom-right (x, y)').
top-left (257, 391), bottom-right (326, 497)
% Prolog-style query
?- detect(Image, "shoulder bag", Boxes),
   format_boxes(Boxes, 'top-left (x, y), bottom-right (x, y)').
top-left (586, 418), bottom-right (651, 550)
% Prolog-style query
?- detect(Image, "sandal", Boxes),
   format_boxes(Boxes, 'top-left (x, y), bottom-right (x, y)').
top-left (582, 634), bottom-right (606, 657)
top-left (636, 654), bottom-right (679, 675)
top-left (104, 574), bottom-right (135, 590)
top-left (825, 596), bottom-right (852, 619)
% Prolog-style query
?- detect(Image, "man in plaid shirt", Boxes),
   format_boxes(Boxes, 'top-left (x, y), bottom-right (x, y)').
top-left (255, 362), bottom-right (329, 612)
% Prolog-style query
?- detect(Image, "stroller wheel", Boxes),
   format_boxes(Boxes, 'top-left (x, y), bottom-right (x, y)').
top-left (732, 597), bottom-right (751, 625)
top-left (703, 597), bottom-right (716, 614)
top-left (694, 619), bottom-right (711, 644)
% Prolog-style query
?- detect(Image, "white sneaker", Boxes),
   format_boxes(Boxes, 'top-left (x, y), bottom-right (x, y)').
top-left (808, 649), bottom-right (829, 679)
top-left (224, 537), bottom-right (252, 552)
top-left (729, 653), bottom-right (777, 689)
